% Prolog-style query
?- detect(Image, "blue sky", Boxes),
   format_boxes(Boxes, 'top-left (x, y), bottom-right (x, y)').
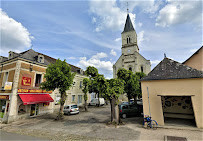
top-left (1, 0), bottom-right (202, 78)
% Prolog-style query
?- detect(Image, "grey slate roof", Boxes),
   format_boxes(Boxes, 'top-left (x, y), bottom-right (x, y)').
top-left (3, 49), bottom-right (83, 74)
top-left (141, 58), bottom-right (203, 81)
top-left (122, 14), bottom-right (135, 33)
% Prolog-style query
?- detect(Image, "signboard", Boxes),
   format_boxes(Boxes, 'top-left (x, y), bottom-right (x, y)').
top-left (0, 95), bottom-right (9, 100)
top-left (17, 89), bottom-right (52, 94)
top-left (4, 82), bottom-right (12, 90)
top-left (22, 77), bottom-right (31, 86)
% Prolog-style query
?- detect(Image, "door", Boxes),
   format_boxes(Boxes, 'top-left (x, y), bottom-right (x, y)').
top-left (30, 104), bottom-right (39, 116)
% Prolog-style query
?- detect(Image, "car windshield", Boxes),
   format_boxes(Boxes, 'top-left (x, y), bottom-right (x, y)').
top-left (71, 105), bottom-right (77, 108)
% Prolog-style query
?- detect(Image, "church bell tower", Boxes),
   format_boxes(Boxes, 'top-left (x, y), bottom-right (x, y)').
top-left (121, 14), bottom-right (139, 55)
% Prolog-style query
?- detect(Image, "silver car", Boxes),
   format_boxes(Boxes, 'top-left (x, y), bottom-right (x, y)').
top-left (63, 105), bottom-right (79, 115)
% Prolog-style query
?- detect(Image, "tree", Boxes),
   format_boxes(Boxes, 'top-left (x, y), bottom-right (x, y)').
top-left (41, 59), bottom-right (75, 120)
top-left (135, 72), bottom-right (146, 99)
top-left (107, 78), bottom-right (124, 124)
top-left (82, 78), bottom-right (89, 112)
top-left (117, 68), bottom-right (141, 103)
top-left (85, 66), bottom-right (104, 106)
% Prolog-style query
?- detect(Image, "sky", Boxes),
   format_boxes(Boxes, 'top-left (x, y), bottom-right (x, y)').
top-left (0, 0), bottom-right (202, 79)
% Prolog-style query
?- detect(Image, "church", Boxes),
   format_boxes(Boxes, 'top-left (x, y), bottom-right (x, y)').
top-left (113, 14), bottom-right (151, 78)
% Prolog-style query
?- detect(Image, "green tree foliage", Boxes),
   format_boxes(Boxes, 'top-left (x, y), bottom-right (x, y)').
top-left (40, 59), bottom-right (75, 120)
top-left (117, 68), bottom-right (145, 103)
top-left (85, 66), bottom-right (105, 106)
top-left (82, 78), bottom-right (89, 112)
top-left (85, 66), bottom-right (98, 78)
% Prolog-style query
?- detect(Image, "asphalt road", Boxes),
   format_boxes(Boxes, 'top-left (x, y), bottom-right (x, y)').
top-left (0, 130), bottom-right (49, 141)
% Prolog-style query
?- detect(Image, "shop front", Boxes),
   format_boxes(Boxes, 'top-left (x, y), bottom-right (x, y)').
top-left (17, 89), bottom-right (54, 117)
top-left (0, 95), bottom-right (9, 120)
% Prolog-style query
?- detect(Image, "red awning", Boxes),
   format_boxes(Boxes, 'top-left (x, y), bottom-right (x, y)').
top-left (19, 94), bottom-right (54, 105)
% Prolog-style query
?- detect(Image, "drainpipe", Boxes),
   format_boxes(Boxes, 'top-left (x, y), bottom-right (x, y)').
top-left (147, 87), bottom-right (151, 117)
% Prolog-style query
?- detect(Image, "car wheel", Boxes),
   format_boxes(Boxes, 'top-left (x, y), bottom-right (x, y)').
top-left (122, 114), bottom-right (127, 119)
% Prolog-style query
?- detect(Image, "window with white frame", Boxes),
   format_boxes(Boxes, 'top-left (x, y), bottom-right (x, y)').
top-left (72, 95), bottom-right (75, 102)
top-left (35, 74), bottom-right (42, 87)
top-left (78, 95), bottom-right (82, 104)
top-left (2, 72), bottom-right (8, 88)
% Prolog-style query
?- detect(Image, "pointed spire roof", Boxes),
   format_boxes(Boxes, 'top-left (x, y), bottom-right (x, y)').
top-left (122, 14), bottom-right (135, 33)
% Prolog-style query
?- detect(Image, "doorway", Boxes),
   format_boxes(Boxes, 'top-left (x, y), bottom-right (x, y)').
top-left (30, 104), bottom-right (39, 116)
top-left (161, 96), bottom-right (196, 127)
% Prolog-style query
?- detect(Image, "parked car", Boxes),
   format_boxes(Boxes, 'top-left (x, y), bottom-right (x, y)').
top-left (63, 104), bottom-right (79, 115)
top-left (89, 98), bottom-right (105, 106)
top-left (119, 103), bottom-right (142, 118)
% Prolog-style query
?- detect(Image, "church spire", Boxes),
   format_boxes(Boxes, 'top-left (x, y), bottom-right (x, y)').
top-left (122, 14), bottom-right (135, 33)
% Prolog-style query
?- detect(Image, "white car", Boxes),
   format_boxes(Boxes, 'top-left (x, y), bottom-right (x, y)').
top-left (89, 98), bottom-right (105, 106)
top-left (63, 105), bottom-right (79, 115)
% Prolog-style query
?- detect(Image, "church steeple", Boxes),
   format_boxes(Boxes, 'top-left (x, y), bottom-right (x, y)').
top-left (122, 14), bottom-right (135, 33)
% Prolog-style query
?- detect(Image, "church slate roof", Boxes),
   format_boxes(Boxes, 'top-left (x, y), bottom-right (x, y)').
top-left (122, 14), bottom-right (135, 33)
top-left (141, 58), bottom-right (203, 81)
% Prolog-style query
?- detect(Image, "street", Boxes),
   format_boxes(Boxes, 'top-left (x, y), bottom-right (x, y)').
top-left (1, 105), bottom-right (202, 141)
top-left (0, 130), bottom-right (49, 141)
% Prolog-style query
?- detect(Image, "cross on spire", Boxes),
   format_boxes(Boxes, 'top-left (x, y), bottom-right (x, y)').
top-left (127, 2), bottom-right (129, 14)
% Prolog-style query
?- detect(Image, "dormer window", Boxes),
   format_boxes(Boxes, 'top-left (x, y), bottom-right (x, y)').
top-left (37, 55), bottom-right (44, 63)
top-left (8, 51), bottom-right (13, 59)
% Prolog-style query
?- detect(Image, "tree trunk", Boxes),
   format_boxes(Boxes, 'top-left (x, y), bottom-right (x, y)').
top-left (97, 93), bottom-right (100, 107)
top-left (112, 98), bottom-right (116, 122)
top-left (114, 103), bottom-right (119, 124)
top-left (56, 92), bottom-right (66, 120)
top-left (84, 100), bottom-right (88, 112)
top-left (133, 94), bottom-right (137, 105)
top-left (110, 99), bottom-right (113, 122)
top-left (128, 94), bottom-right (131, 103)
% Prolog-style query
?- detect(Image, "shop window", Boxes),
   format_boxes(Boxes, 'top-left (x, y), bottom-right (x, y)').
top-left (72, 95), bottom-right (75, 102)
top-left (18, 104), bottom-right (26, 115)
top-left (35, 74), bottom-right (42, 87)
top-left (78, 95), bottom-right (82, 104)
top-left (2, 72), bottom-right (8, 88)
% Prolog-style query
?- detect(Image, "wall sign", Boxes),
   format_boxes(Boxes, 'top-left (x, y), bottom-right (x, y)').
top-left (4, 82), bottom-right (12, 90)
top-left (17, 89), bottom-right (52, 94)
top-left (0, 95), bottom-right (9, 100)
top-left (22, 77), bottom-right (31, 86)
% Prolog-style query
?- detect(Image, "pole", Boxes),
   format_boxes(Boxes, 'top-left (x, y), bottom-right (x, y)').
top-left (147, 87), bottom-right (151, 117)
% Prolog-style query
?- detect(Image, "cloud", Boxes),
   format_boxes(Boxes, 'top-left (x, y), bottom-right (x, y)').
top-left (121, 0), bottom-right (162, 14)
top-left (89, 0), bottom-right (135, 32)
top-left (78, 53), bottom-right (113, 78)
top-left (92, 52), bottom-right (107, 59)
top-left (151, 60), bottom-right (160, 65)
top-left (156, 0), bottom-right (202, 27)
top-left (138, 22), bottom-right (143, 27)
top-left (190, 48), bottom-right (198, 53)
top-left (67, 57), bottom-right (76, 60)
top-left (110, 49), bottom-right (117, 56)
top-left (0, 9), bottom-right (33, 56)
top-left (114, 38), bottom-right (121, 42)
top-left (137, 31), bottom-right (145, 46)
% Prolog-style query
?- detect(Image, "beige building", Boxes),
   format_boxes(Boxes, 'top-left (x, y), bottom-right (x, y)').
top-left (113, 14), bottom-right (151, 78)
top-left (0, 49), bottom-right (90, 123)
top-left (141, 47), bottom-right (203, 128)
top-left (183, 47), bottom-right (203, 71)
